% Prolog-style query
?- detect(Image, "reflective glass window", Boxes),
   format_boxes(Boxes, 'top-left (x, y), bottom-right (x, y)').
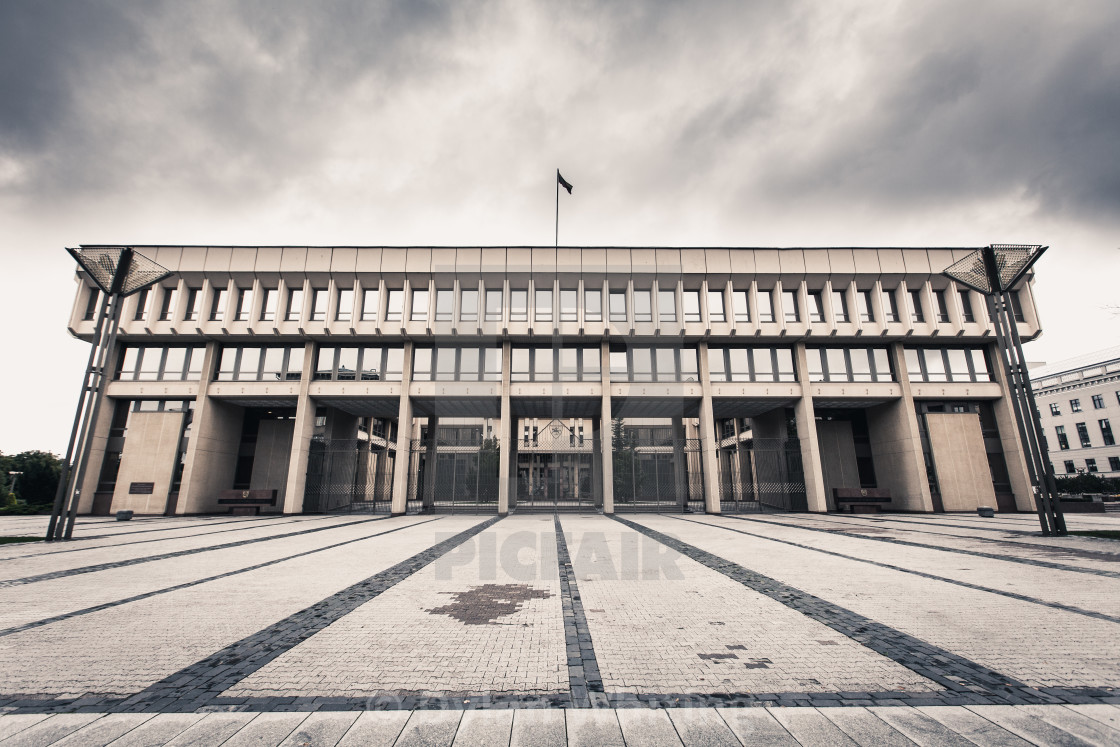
top-left (782, 290), bottom-right (799, 322)
top-left (808, 291), bottom-right (824, 323)
top-left (336, 289), bottom-right (353, 322)
top-left (237, 347), bottom-right (261, 380)
top-left (832, 290), bottom-right (849, 323)
top-left (360, 288), bottom-right (379, 322)
top-left (134, 288), bottom-right (151, 321)
top-left (460, 347), bottom-right (480, 380)
top-left (656, 348), bottom-right (675, 381)
top-left (826, 348), bottom-right (846, 380)
top-left (707, 348), bottom-right (727, 382)
top-left (315, 347), bottom-right (335, 379)
top-left (234, 288), bottom-right (252, 322)
top-left (775, 349), bottom-right (795, 381)
top-left (511, 348), bottom-right (530, 381)
top-left (210, 288), bottom-right (227, 321)
top-left (582, 347), bottom-right (600, 378)
top-left (934, 289), bottom-right (949, 323)
top-left (261, 348), bottom-right (284, 380)
top-left (609, 350), bottom-right (627, 378)
top-left (337, 348), bottom-right (358, 380)
top-left (857, 290), bottom-right (874, 322)
top-left (485, 288), bottom-right (503, 321)
top-left (412, 348), bottom-right (433, 381)
top-left (631, 348), bottom-right (653, 381)
top-left (659, 289), bottom-right (677, 322)
top-left (535, 348), bottom-right (554, 380)
top-left (359, 347), bottom-right (381, 380)
top-left (732, 289), bottom-right (749, 323)
top-left (609, 291), bottom-right (627, 322)
top-left (560, 289), bottom-right (577, 322)
top-left (683, 290), bottom-right (701, 323)
top-left (483, 348), bottom-right (502, 380)
top-left (708, 289), bottom-right (725, 323)
top-left (585, 289), bottom-right (602, 322)
top-left (159, 288), bottom-right (177, 321)
top-left (923, 350), bottom-right (947, 381)
top-left (959, 289), bottom-right (975, 322)
top-left (259, 288), bottom-right (276, 322)
top-left (138, 348), bottom-right (162, 381)
top-left (460, 289), bottom-right (478, 322)
top-left (184, 288), bottom-right (201, 321)
top-left (535, 288), bottom-right (553, 322)
top-left (559, 348), bottom-right (579, 380)
top-left (808, 349), bottom-right (825, 382)
top-left (286, 288), bottom-right (303, 321)
top-left (680, 348), bottom-right (698, 381)
top-left (410, 288), bottom-right (429, 322)
top-left (728, 348), bottom-right (750, 382)
top-left (435, 347), bottom-right (456, 380)
top-left (634, 289), bottom-right (652, 323)
top-left (883, 288), bottom-right (900, 323)
top-left (510, 289), bottom-right (528, 322)
top-left (435, 289), bottom-right (453, 322)
top-left (384, 348), bottom-right (403, 380)
top-left (909, 289), bottom-right (925, 323)
top-left (386, 289), bottom-right (403, 322)
top-left (757, 290), bottom-right (774, 323)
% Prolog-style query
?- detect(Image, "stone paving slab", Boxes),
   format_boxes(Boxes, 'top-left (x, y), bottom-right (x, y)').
top-left (631, 514), bottom-right (1120, 690)
top-left (563, 515), bottom-right (938, 695)
top-left (227, 516), bottom-right (566, 698)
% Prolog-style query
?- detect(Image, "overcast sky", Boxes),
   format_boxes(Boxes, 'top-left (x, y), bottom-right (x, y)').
top-left (1, 0), bottom-right (1118, 455)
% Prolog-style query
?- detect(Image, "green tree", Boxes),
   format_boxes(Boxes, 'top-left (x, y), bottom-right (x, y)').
top-left (0, 451), bottom-right (63, 513)
top-left (612, 417), bottom-right (638, 501)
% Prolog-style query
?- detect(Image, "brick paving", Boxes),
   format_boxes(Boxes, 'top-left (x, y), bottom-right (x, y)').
top-left (0, 511), bottom-right (1119, 744)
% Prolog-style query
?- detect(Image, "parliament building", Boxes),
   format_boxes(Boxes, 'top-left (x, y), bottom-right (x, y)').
top-left (66, 245), bottom-right (1042, 516)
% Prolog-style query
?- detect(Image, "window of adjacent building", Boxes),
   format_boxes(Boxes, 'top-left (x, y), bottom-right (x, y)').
top-left (1055, 425), bottom-right (1069, 450)
top-left (485, 288), bottom-right (503, 322)
top-left (409, 288), bottom-right (427, 322)
top-left (336, 288), bottom-right (353, 322)
top-left (782, 290), bottom-right (800, 323)
top-left (832, 290), bottom-right (849, 323)
top-left (659, 288), bottom-right (677, 323)
top-left (682, 289), bottom-right (701, 323)
top-left (434, 288), bottom-right (454, 322)
top-left (908, 289), bottom-right (925, 323)
top-left (535, 288), bottom-right (553, 322)
top-left (1070, 398), bottom-right (1082, 413)
top-left (361, 288), bottom-right (379, 322)
top-left (217, 346), bottom-right (304, 381)
top-left (707, 289), bottom-right (726, 323)
top-left (883, 288), bottom-right (900, 323)
top-left (276, 288), bottom-right (300, 324)
top-left (1092, 394), bottom-right (1104, 409)
top-left (756, 289), bottom-right (775, 323)
top-left (707, 347), bottom-right (796, 383)
top-left (856, 289), bottom-right (874, 323)
top-left (210, 288), bottom-right (227, 321)
top-left (158, 288), bottom-right (177, 321)
top-left (82, 288), bottom-right (100, 320)
top-left (314, 346), bottom-right (402, 381)
top-left (1100, 418), bottom-right (1115, 446)
top-left (559, 289), bottom-right (577, 322)
top-left (461, 288), bottom-right (479, 323)
top-left (806, 291), bottom-right (824, 323)
top-left (1009, 291), bottom-right (1026, 322)
top-left (184, 288), bottom-right (201, 321)
top-left (1086, 458), bottom-right (1098, 473)
top-left (634, 289), bottom-right (653, 323)
top-left (1064, 460), bottom-right (1076, 473)
top-left (234, 288), bottom-right (252, 322)
top-left (584, 288), bottom-right (602, 322)
top-left (1076, 422), bottom-right (1091, 447)
top-left (958, 289), bottom-right (975, 323)
top-left (385, 289), bottom-right (403, 322)
top-left (118, 346), bottom-right (205, 381)
top-left (509, 289), bottom-right (528, 322)
top-left (934, 289), bottom-right (950, 323)
top-left (609, 290), bottom-right (627, 322)
top-left (903, 348), bottom-right (991, 383)
top-left (1110, 456), bottom-right (1120, 471)
top-left (732, 289), bottom-right (749, 323)
top-left (807, 348), bottom-right (893, 383)
top-left (133, 288), bottom-right (151, 321)
top-left (1050, 403), bottom-right (1061, 416)
top-left (260, 288), bottom-right (276, 322)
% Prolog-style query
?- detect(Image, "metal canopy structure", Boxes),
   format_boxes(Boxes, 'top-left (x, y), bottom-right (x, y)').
top-left (943, 244), bottom-right (1065, 536)
top-left (47, 247), bottom-right (173, 541)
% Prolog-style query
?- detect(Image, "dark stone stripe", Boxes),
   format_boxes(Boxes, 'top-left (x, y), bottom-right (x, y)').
top-left (0, 516), bottom-right (391, 588)
top-left (670, 515), bottom-right (1120, 626)
top-left (726, 514), bottom-right (1120, 579)
top-left (0, 515), bottom-right (336, 561)
top-left (115, 515), bottom-right (503, 711)
top-left (553, 516), bottom-right (605, 708)
top-left (610, 515), bottom-right (1045, 703)
top-left (0, 518), bottom-right (442, 638)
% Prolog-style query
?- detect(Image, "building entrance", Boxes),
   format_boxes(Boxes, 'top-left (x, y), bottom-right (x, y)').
top-left (513, 419), bottom-right (598, 511)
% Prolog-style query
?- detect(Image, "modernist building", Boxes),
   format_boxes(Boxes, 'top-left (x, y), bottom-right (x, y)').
top-left (66, 245), bottom-right (1043, 516)
top-left (1031, 346), bottom-right (1120, 479)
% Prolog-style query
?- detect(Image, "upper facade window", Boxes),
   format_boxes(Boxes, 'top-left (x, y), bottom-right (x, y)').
top-left (83, 288), bottom-right (101, 320)
top-left (210, 288), bottom-right (227, 321)
top-left (435, 289), bottom-right (454, 322)
top-left (832, 290), bottom-right (849, 323)
top-left (133, 288), bottom-right (152, 321)
top-left (410, 289), bottom-right (428, 322)
top-left (609, 290), bottom-right (627, 323)
top-left (757, 290), bottom-right (775, 323)
top-left (682, 290), bottom-right (701, 323)
top-left (360, 288), bottom-right (378, 322)
top-left (807, 348), bottom-right (893, 383)
top-left (782, 290), bottom-right (800, 323)
top-left (314, 346), bottom-right (403, 381)
top-left (118, 346), bottom-right (204, 381)
top-left (905, 348), bottom-right (991, 383)
top-left (856, 289), bottom-right (874, 323)
top-left (286, 288), bottom-right (303, 321)
top-left (585, 289), bottom-right (602, 322)
top-left (217, 346), bottom-right (305, 381)
top-left (513, 347), bottom-right (600, 382)
top-left (707, 347), bottom-right (796, 383)
top-left (158, 288), bottom-right (177, 321)
top-left (634, 289), bottom-right (653, 323)
top-left (234, 288), bottom-right (252, 322)
top-left (486, 288), bottom-right (503, 322)
top-left (260, 289), bottom-right (277, 322)
top-left (732, 289), bottom-right (749, 323)
top-left (883, 288), bottom-right (901, 323)
top-left (908, 289), bottom-right (924, 323)
top-left (536, 288), bottom-right (553, 322)
top-left (958, 289), bottom-right (975, 322)
top-left (608, 346), bottom-right (698, 383)
top-left (707, 289), bottom-right (725, 323)
top-left (659, 289), bottom-right (677, 323)
top-left (413, 346), bottom-right (502, 382)
top-left (336, 288), bottom-right (354, 322)
top-left (933, 290), bottom-right (950, 323)
top-left (559, 289), bottom-right (577, 322)
top-left (510, 289), bottom-right (528, 322)
top-left (807, 291), bottom-right (825, 323)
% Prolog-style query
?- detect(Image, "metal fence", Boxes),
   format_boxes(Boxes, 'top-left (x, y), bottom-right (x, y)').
top-left (612, 433), bottom-right (705, 513)
top-left (718, 438), bottom-right (806, 512)
top-left (407, 431), bottom-right (501, 514)
top-left (303, 436), bottom-right (396, 513)
top-left (513, 424), bottom-right (600, 512)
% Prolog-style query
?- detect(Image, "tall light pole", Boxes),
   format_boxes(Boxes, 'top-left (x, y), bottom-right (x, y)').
top-left (942, 244), bottom-right (1066, 536)
top-left (47, 247), bottom-right (172, 541)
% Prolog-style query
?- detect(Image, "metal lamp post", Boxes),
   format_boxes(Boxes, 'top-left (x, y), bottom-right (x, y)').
top-left (46, 247), bottom-right (173, 541)
top-left (942, 244), bottom-right (1066, 536)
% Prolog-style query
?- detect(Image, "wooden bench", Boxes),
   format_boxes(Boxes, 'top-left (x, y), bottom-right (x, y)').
top-left (833, 488), bottom-right (891, 513)
top-left (217, 489), bottom-right (278, 515)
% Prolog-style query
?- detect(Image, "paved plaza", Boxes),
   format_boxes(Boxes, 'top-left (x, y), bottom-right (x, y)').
top-left (0, 511), bottom-right (1118, 745)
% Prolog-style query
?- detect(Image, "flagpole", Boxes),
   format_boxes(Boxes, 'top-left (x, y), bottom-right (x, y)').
top-left (555, 173), bottom-right (559, 248)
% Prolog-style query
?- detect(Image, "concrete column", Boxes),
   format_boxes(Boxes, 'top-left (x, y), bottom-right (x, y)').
top-left (865, 343), bottom-right (935, 512)
top-left (76, 395), bottom-right (122, 515)
top-left (599, 340), bottom-right (614, 513)
top-left (178, 342), bottom-right (238, 514)
top-left (591, 416), bottom-right (602, 509)
top-left (498, 340), bottom-right (512, 515)
top-left (986, 341), bottom-right (1035, 510)
top-left (696, 341), bottom-right (722, 514)
top-left (671, 416), bottom-right (688, 509)
top-left (793, 343), bottom-right (828, 513)
top-left (422, 415), bottom-right (439, 510)
top-left (390, 342), bottom-right (414, 515)
top-left (281, 341), bottom-right (317, 514)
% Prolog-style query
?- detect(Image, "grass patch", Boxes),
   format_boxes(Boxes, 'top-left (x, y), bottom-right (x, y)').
top-left (0, 536), bottom-right (43, 544)
top-left (1069, 530), bottom-right (1120, 541)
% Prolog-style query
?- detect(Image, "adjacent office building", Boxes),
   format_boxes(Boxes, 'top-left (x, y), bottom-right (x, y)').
top-left (66, 245), bottom-right (1042, 516)
top-left (1031, 346), bottom-right (1120, 479)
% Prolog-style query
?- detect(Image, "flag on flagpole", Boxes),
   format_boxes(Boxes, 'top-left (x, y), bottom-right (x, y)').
top-left (557, 170), bottom-right (573, 194)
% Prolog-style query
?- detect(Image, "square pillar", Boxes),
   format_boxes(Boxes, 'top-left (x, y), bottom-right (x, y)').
top-left (390, 342), bottom-right (414, 515)
top-left (599, 341), bottom-right (614, 513)
top-left (281, 341), bottom-right (317, 514)
top-left (696, 341), bottom-right (721, 514)
top-left (793, 343), bottom-right (828, 513)
top-left (498, 341), bottom-right (512, 515)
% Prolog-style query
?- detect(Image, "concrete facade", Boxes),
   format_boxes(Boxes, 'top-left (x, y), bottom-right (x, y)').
top-left (66, 245), bottom-right (1042, 516)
